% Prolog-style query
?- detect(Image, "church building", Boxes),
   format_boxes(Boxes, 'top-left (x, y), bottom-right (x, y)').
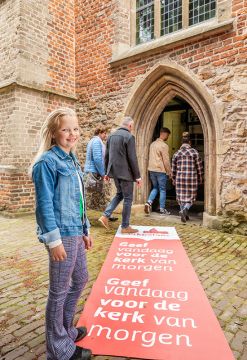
top-left (0, 0), bottom-right (246, 234)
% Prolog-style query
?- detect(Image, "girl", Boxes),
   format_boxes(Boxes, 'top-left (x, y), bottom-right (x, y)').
top-left (30, 108), bottom-right (92, 360)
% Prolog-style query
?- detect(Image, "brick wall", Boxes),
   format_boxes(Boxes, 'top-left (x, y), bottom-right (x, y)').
top-left (75, 0), bottom-right (247, 233)
top-left (46, 0), bottom-right (75, 95)
top-left (16, 0), bottom-right (50, 88)
top-left (0, 86), bottom-right (15, 167)
top-left (0, 85), bottom-right (75, 213)
top-left (0, 0), bottom-right (76, 95)
top-left (0, 0), bottom-right (77, 168)
top-left (1, 86), bottom-right (75, 168)
top-left (75, 1), bottom-right (247, 98)
top-left (75, 0), bottom-right (116, 100)
top-left (0, 0), bottom-right (19, 85)
top-left (0, 0), bottom-right (76, 212)
top-left (0, 168), bottom-right (34, 212)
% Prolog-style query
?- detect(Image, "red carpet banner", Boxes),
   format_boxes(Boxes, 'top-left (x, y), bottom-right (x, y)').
top-left (77, 226), bottom-right (234, 360)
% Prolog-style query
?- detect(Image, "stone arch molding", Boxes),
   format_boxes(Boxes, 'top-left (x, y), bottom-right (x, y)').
top-left (124, 61), bottom-right (223, 217)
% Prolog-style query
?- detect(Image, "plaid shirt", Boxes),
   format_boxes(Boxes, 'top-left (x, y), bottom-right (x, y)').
top-left (172, 144), bottom-right (203, 205)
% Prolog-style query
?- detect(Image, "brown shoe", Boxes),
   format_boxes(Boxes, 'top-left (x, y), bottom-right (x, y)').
top-left (98, 215), bottom-right (109, 229)
top-left (144, 202), bottom-right (151, 214)
top-left (121, 226), bottom-right (138, 234)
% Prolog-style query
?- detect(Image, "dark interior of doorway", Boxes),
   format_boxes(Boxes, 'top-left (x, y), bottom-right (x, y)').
top-left (151, 96), bottom-right (204, 215)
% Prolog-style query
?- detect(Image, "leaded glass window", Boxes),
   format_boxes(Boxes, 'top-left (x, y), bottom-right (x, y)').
top-left (189, 0), bottom-right (216, 26)
top-left (161, 0), bottom-right (182, 35)
top-left (136, 0), bottom-right (154, 44)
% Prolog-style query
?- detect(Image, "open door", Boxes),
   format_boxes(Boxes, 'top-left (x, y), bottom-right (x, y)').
top-left (151, 96), bottom-right (204, 212)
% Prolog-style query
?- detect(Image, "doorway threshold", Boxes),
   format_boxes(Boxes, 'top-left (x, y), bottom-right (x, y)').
top-left (148, 211), bottom-right (203, 226)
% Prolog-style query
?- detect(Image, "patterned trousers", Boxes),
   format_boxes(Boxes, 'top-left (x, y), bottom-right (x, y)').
top-left (46, 236), bottom-right (88, 360)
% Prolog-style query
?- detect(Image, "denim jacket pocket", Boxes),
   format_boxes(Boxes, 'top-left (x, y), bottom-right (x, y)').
top-left (56, 166), bottom-right (71, 177)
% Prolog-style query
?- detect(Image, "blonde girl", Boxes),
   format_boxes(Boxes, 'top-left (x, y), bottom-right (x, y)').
top-left (31, 108), bottom-right (92, 360)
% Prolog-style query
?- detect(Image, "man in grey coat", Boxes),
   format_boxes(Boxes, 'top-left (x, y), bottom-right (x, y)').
top-left (98, 116), bottom-right (142, 234)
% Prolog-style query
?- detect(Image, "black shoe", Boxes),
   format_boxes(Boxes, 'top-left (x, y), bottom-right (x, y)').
top-left (184, 208), bottom-right (190, 220)
top-left (69, 346), bottom-right (92, 360)
top-left (75, 326), bottom-right (87, 342)
top-left (109, 216), bottom-right (118, 222)
top-left (179, 210), bottom-right (187, 223)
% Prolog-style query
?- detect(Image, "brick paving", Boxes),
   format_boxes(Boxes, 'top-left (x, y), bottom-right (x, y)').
top-left (0, 211), bottom-right (246, 360)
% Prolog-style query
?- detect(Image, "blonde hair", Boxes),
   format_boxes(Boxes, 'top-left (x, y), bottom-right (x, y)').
top-left (28, 108), bottom-right (77, 177)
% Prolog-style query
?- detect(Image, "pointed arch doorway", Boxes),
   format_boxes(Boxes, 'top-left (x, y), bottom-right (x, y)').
top-left (124, 63), bottom-right (221, 220)
top-left (152, 96), bottom-right (204, 214)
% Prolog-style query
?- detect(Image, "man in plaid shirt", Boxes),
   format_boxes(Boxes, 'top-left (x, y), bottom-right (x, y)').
top-left (172, 132), bottom-right (203, 222)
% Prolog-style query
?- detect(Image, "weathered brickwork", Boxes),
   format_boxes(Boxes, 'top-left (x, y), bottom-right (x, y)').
top-left (0, 0), bottom-right (76, 212)
top-left (75, 0), bottom-right (115, 100)
top-left (0, 85), bottom-right (75, 213)
top-left (0, 86), bottom-right (74, 168)
top-left (17, 0), bottom-right (50, 89)
top-left (0, 87), bottom-right (15, 165)
top-left (0, 0), bottom-right (75, 95)
top-left (47, 0), bottom-right (75, 95)
top-left (0, 0), bottom-right (19, 86)
top-left (75, 0), bottom-right (247, 234)
top-left (0, 168), bottom-right (34, 212)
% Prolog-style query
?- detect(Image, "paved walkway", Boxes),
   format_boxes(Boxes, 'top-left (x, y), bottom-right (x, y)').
top-left (0, 211), bottom-right (246, 360)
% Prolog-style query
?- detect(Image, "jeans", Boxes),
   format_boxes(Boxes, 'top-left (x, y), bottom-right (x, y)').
top-left (148, 171), bottom-right (168, 210)
top-left (46, 236), bottom-right (88, 360)
top-left (180, 202), bottom-right (192, 211)
top-left (104, 178), bottom-right (133, 228)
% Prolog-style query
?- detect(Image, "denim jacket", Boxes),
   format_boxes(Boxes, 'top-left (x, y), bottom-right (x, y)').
top-left (32, 146), bottom-right (90, 246)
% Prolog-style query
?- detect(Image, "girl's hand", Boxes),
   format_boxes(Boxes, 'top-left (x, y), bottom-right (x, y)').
top-left (50, 244), bottom-right (67, 261)
top-left (83, 235), bottom-right (93, 250)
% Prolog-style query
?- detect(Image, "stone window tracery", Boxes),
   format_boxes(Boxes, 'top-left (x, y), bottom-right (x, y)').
top-left (136, 0), bottom-right (155, 44)
top-left (112, 0), bottom-right (232, 62)
top-left (189, 0), bottom-right (216, 26)
top-left (161, 0), bottom-right (182, 35)
top-left (135, 0), bottom-right (217, 44)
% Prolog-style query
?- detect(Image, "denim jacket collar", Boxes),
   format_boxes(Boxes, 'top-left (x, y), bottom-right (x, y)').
top-left (51, 146), bottom-right (79, 165)
top-left (51, 145), bottom-right (70, 160)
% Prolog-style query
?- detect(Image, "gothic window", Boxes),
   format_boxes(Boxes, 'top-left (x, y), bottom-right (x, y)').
top-left (135, 0), bottom-right (217, 44)
top-left (136, 0), bottom-right (155, 44)
top-left (161, 0), bottom-right (182, 35)
top-left (189, 0), bottom-right (216, 26)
